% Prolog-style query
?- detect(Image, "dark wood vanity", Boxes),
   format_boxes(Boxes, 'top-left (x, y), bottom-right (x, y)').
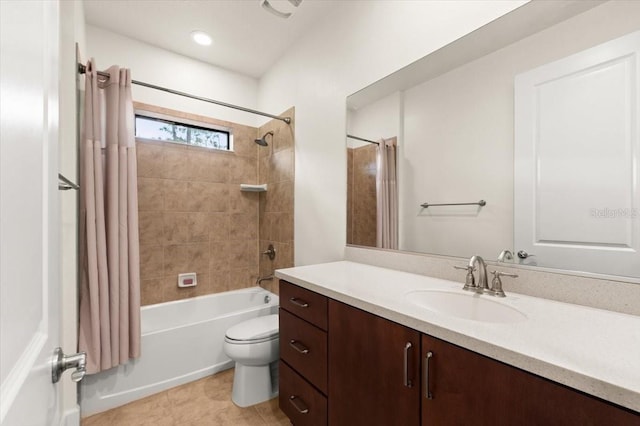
top-left (279, 280), bottom-right (639, 425)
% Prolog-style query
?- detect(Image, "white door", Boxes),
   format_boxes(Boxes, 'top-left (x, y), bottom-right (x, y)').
top-left (1, 1), bottom-right (63, 425)
top-left (515, 30), bottom-right (640, 278)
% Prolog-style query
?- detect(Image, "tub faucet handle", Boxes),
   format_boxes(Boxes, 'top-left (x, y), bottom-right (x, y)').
top-left (262, 244), bottom-right (276, 260)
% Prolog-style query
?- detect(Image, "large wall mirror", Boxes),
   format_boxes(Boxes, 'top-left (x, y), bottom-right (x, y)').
top-left (346, 0), bottom-right (640, 280)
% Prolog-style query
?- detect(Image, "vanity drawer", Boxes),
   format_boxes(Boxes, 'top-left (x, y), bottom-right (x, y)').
top-left (280, 308), bottom-right (327, 394)
top-left (279, 361), bottom-right (327, 426)
top-left (280, 280), bottom-right (328, 330)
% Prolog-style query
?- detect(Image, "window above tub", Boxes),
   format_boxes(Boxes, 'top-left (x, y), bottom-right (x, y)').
top-left (134, 111), bottom-right (232, 151)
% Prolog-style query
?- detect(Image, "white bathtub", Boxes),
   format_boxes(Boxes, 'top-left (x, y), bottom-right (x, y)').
top-left (80, 287), bottom-right (279, 417)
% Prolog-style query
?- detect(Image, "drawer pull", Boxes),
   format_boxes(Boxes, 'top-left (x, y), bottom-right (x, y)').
top-left (425, 351), bottom-right (433, 400)
top-left (289, 395), bottom-right (309, 414)
top-left (289, 339), bottom-right (310, 354)
top-left (289, 297), bottom-right (309, 308)
top-left (403, 342), bottom-right (413, 388)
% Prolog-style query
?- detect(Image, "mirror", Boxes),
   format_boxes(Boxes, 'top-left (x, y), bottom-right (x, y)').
top-left (346, 0), bottom-right (640, 279)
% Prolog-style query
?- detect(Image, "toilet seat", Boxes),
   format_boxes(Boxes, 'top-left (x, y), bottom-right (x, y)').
top-left (225, 314), bottom-right (279, 345)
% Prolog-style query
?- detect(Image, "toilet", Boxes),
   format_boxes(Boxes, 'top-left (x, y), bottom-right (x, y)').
top-left (223, 314), bottom-right (279, 407)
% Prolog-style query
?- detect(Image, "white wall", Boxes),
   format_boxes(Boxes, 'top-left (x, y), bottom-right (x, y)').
top-left (59, 1), bottom-right (85, 423)
top-left (257, 0), bottom-right (528, 266)
top-left (401, 0), bottom-right (640, 261)
top-left (347, 91), bottom-right (401, 148)
top-left (86, 25), bottom-right (259, 127)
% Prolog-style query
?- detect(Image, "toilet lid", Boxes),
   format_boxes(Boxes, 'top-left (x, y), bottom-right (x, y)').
top-left (225, 314), bottom-right (279, 342)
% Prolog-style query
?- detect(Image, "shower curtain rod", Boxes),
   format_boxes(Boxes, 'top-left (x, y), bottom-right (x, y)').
top-left (77, 63), bottom-right (291, 124)
top-left (347, 134), bottom-right (379, 145)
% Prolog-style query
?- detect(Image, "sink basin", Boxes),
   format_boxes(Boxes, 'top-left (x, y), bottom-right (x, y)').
top-left (405, 290), bottom-right (527, 323)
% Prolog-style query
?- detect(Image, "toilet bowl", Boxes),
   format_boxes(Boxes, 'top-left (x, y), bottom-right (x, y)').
top-left (223, 314), bottom-right (279, 407)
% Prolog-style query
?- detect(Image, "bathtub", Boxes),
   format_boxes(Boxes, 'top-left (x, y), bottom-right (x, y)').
top-left (80, 287), bottom-right (279, 417)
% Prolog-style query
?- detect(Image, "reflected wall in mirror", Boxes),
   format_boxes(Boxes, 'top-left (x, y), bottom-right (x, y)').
top-left (346, 0), bottom-right (640, 279)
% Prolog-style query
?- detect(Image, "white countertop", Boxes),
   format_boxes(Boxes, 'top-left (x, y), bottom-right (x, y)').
top-left (275, 261), bottom-right (640, 412)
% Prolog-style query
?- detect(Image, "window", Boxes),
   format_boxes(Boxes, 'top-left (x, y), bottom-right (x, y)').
top-left (135, 114), bottom-right (231, 151)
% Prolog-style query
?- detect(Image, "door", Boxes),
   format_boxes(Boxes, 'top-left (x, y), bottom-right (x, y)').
top-left (328, 300), bottom-right (420, 426)
top-left (514, 30), bottom-right (640, 277)
top-left (1, 1), bottom-right (62, 425)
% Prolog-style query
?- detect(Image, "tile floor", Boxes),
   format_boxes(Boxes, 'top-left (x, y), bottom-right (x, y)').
top-left (81, 369), bottom-right (290, 426)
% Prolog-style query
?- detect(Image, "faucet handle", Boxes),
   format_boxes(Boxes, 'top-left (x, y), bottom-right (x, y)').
top-left (489, 270), bottom-right (518, 297)
top-left (453, 265), bottom-right (476, 290)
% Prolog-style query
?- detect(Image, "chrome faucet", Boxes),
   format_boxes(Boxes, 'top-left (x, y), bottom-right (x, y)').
top-left (468, 255), bottom-right (489, 293)
top-left (454, 255), bottom-right (518, 297)
top-left (498, 250), bottom-right (513, 263)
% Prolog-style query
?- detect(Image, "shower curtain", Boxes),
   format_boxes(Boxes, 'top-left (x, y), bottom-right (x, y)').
top-left (78, 60), bottom-right (141, 374)
top-left (376, 138), bottom-right (398, 250)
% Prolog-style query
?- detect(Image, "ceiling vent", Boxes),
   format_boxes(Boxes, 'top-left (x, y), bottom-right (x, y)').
top-left (260, 0), bottom-right (302, 19)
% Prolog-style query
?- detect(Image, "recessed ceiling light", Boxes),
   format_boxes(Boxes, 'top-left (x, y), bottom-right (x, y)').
top-left (191, 31), bottom-right (212, 46)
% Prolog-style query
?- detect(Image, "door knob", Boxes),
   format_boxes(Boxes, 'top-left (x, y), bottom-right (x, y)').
top-left (517, 250), bottom-right (534, 259)
top-left (52, 347), bottom-right (86, 383)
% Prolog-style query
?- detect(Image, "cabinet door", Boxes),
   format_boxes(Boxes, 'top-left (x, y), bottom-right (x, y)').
top-left (421, 335), bottom-right (639, 425)
top-left (329, 300), bottom-right (420, 426)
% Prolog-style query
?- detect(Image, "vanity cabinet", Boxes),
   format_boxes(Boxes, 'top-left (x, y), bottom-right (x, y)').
top-left (278, 281), bottom-right (639, 425)
top-left (279, 281), bottom-right (328, 426)
top-left (422, 335), bottom-right (639, 425)
top-left (328, 300), bottom-right (421, 426)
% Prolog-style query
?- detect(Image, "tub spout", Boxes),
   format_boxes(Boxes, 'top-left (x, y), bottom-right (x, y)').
top-left (256, 275), bottom-right (274, 288)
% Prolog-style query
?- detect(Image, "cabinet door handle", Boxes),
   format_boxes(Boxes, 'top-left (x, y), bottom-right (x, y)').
top-left (289, 339), bottom-right (310, 354)
top-left (425, 351), bottom-right (434, 400)
top-left (289, 297), bottom-right (309, 308)
top-left (403, 342), bottom-right (413, 388)
top-left (289, 395), bottom-right (309, 414)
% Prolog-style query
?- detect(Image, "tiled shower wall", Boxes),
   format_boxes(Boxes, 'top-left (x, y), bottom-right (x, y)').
top-left (258, 107), bottom-right (295, 295)
top-left (346, 145), bottom-right (377, 247)
top-left (136, 103), bottom-right (261, 306)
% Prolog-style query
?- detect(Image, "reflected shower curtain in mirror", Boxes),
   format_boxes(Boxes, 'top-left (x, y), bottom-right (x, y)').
top-left (376, 138), bottom-right (398, 249)
top-left (79, 60), bottom-right (141, 374)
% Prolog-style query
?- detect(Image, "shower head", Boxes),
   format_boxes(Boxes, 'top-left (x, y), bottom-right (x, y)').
top-left (255, 131), bottom-right (274, 147)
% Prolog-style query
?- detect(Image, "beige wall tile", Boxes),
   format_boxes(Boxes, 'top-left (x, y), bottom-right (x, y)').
top-left (209, 239), bottom-right (231, 273)
top-left (162, 146), bottom-right (191, 181)
top-left (231, 125), bottom-right (258, 158)
top-left (229, 156), bottom-right (257, 184)
top-left (163, 212), bottom-right (189, 244)
top-left (209, 270), bottom-right (230, 294)
top-left (271, 149), bottom-right (293, 183)
top-left (140, 244), bottom-right (163, 279)
top-left (202, 182), bottom-right (230, 212)
top-left (258, 155), bottom-right (269, 183)
top-left (164, 180), bottom-right (190, 212)
top-left (229, 268), bottom-right (257, 291)
top-left (140, 278), bottom-right (164, 306)
top-left (207, 153), bottom-right (230, 183)
top-left (139, 211), bottom-right (164, 246)
top-left (229, 213), bottom-right (258, 240)
top-left (229, 187), bottom-right (258, 213)
top-left (209, 213), bottom-right (230, 241)
top-left (136, 141), bottom-right (164, 178)
top-left (138, 178), bottom-right (164, 211)
top-left (163, 244), bottom-right (189, 277)
top-left (229, 240), bottom-right (258, 270)
top-left (164, 243), bottom-right (210, 277)
top-left (187, 212), bottom-right (210, 243)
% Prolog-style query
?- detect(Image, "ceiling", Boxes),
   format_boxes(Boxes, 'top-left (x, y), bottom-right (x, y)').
top-left (83, 0), bottom-right (337, 78)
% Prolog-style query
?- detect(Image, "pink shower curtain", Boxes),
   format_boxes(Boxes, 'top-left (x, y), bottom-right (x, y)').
top-left (79, 60), bottom-right (141, 374)
top-left (376, 138), bottom-right (398, 250)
